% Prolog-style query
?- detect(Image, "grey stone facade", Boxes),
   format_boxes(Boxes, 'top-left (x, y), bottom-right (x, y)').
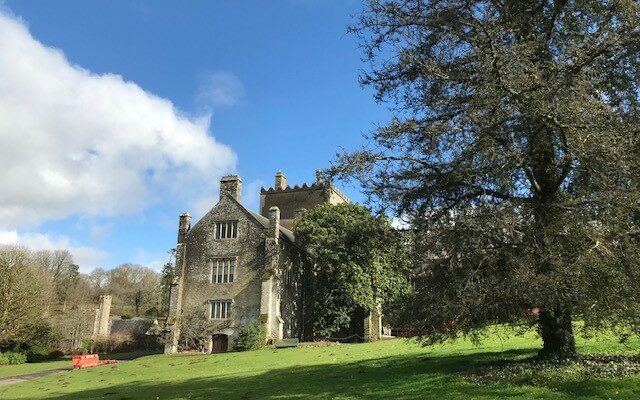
top-left (165, 171), bottom-right (347, 353)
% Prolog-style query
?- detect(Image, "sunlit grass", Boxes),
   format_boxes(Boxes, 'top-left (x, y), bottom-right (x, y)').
top-left (0, 329), bottom-right (638, 400)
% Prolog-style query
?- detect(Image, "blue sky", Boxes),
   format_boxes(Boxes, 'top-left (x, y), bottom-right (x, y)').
top-left (0, 1), bottom-right (391, 271)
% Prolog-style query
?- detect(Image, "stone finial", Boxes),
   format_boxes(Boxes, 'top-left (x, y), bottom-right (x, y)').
top-left (179, 212), bottom-right (191, 235)
top-left (268, 206), bottom-right (280, 239)
top-left (315, 169), bottom-right (325, 185)
top-left (275, 171), bottom-right (287, 190)
top-left (220, 175), bottom-right (242, 202)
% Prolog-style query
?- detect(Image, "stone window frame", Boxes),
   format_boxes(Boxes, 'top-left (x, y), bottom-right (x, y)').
top-left (209, 299), bottom-right (233, 320)
top-left (210, 256), bottom-right (238, 284)
top-left (215, 220), bottom-right (238, 239)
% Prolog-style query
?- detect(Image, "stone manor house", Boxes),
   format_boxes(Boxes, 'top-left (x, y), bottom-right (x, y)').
top-left (165, 171), bottom-right (383, 353)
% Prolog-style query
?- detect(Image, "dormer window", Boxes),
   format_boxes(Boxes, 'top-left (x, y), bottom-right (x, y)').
top-left (215, 221), bottom-right (238, 239)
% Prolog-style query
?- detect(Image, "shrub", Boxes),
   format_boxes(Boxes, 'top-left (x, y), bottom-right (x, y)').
top-left (91, 338), bottom-right (110, 353)
top-left (0, 353), bottom-right (9, 365)
top-left (109, 332), bottom-right (134, 352)
top-left (48, 350), bottom-right (65, 359)
top-left (232, 324), bottom-right (266, 352)
top-left (70, 348), bottom-right (86, 356)
top-left (25, 343), bottom-right (49, 363)
top-left (3, 351), bottom-right (27, 365)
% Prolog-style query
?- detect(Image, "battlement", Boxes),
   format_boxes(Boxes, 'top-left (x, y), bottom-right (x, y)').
top-left (259, 171), bottom-right (349, 229)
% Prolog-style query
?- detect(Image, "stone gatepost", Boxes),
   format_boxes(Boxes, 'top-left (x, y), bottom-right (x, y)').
top-left (364, 304), bottom-right (383, 342)
top-left (92, 295), bottom-right (112, 339)
top-left (164, 212), bottom-right (191, 354)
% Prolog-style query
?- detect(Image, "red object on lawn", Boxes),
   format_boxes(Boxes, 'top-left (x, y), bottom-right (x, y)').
top-left (72, 354), bottom-right (117, 369)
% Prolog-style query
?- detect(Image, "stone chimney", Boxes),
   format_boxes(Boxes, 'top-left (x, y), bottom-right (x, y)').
top-left (178, 212), bottom-right (191, 243)
top-left (268, 206), bottom-right (280, 239)
top-left (275, 171), bottom-right (287, 190)
top-left (220, 175), bottom-right (242, 202)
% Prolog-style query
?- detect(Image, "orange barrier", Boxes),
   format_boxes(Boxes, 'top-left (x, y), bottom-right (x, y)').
top-left (72, 354), bottom-right (117, 369)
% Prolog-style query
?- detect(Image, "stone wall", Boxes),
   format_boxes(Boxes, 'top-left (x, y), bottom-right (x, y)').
top-left (181, 195), bottom-right (267, 348)
top-left (260, 182), bottom-right (348, 229)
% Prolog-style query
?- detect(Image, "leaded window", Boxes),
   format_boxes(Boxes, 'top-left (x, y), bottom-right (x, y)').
top-left (211, 258), bottom-right (235, 284)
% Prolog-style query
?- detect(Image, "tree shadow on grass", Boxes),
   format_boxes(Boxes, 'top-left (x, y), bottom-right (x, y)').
top-left (5, 348), bottom-right (636, 400)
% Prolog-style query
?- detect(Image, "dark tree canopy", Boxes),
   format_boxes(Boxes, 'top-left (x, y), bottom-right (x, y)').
top-left (335, 0), bottom-right (640, 358)
top-left (295, 203), bottom-right (411, 339)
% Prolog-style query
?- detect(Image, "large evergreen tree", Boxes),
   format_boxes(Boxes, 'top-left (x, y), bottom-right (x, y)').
top-left (335, 0), bottom-right (640, 358)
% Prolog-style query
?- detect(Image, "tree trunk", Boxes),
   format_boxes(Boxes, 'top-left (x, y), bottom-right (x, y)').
top-left (538, 306), bottom-right (576, 359)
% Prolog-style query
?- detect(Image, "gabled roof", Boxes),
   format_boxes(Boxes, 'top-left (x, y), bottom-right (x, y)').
top-left (248, 209), bottom-right (295, 242)
top-left (189, 193), bottom-right (294, 243)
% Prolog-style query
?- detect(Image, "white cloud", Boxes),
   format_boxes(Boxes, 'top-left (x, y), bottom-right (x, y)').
top-left (196, 71), bottom-right (246, 107)
top-left (0, 230), bottom-right (18, 243)
top-left (0, 12), bottom-right (237, 229)
top-left (0, 229), bottom-right (108, 272)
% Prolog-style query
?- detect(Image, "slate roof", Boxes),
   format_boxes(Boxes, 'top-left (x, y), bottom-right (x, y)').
top-left (248, 210), bottom-right (295, 242)
top-left (110, 318), bottom-right (158, 337)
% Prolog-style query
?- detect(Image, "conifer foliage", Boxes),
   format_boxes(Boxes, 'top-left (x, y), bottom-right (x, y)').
top-left (336, 0), bottom-right (640, 358)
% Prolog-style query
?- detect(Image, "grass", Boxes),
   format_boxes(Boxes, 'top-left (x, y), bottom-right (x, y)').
top-left (0, 329), bottom-right (638, 400)
top-left (0, 360), bottom-right (69, 379)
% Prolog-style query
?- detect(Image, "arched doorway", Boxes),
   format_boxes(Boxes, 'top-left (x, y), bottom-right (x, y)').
top-left (211, 334), bottom-right (229, 353)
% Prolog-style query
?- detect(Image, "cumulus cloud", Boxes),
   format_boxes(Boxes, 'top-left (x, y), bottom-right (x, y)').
top-left (0, 12), bottom-right (237, 229)
top-left (0, 230), bottom-right (108, 272)
top-left (196, 71), bottom-right (246, 107)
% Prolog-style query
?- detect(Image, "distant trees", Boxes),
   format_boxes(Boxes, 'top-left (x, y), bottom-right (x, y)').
top-left (295, 203), bottom-right (411, 339)
top-left (0, 245), bottom-right (164, 354)
top-left (108, 264), bottom-right (161, 317)
top-left (335, 0), bottom-right (640, 358)
top-left (159, 249), bottom-right (176, 317)
top-left (0, 246), bottom-right (52, 348)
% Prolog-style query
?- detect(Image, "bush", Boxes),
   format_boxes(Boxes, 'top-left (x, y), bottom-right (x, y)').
top-left (0, 353), bottom-right (8, 365)
top-left (232, 324), bottom-right (266, 352)
top-left (70, 348), bottom-right (86, 356)
top-left (48, 350), bottom-right (65, 359)
top-left (1, 351), bottom-right (27, 365)
top-left (91, 333), bottom-right (134, 353)
top-left (25, 343), bottom-right (49, 363)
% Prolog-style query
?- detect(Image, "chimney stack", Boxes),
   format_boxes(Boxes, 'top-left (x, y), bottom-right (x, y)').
top-left (178, 212), bottom-right (191, 242)
top-left (268, 206), bottom-right (280, 239)
top-left (220, 175), bottom-right (242, 202)
top-left (275, 171), bottom-right (287, 190)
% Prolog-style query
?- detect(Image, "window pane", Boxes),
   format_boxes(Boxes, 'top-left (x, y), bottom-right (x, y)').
top-left (229, 260), bottom-right (235, 283)
top-left (223, 261), bottom-right (228, 283)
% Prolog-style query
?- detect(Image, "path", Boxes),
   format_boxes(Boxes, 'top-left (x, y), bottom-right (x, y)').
top-left (0, 367), bottom-right (71, 386)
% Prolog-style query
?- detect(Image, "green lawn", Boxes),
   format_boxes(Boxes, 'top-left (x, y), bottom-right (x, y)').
top-left (0, 330), bottom-right (638, 400)
top-left (0, 360), bottom-right (69, 379)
